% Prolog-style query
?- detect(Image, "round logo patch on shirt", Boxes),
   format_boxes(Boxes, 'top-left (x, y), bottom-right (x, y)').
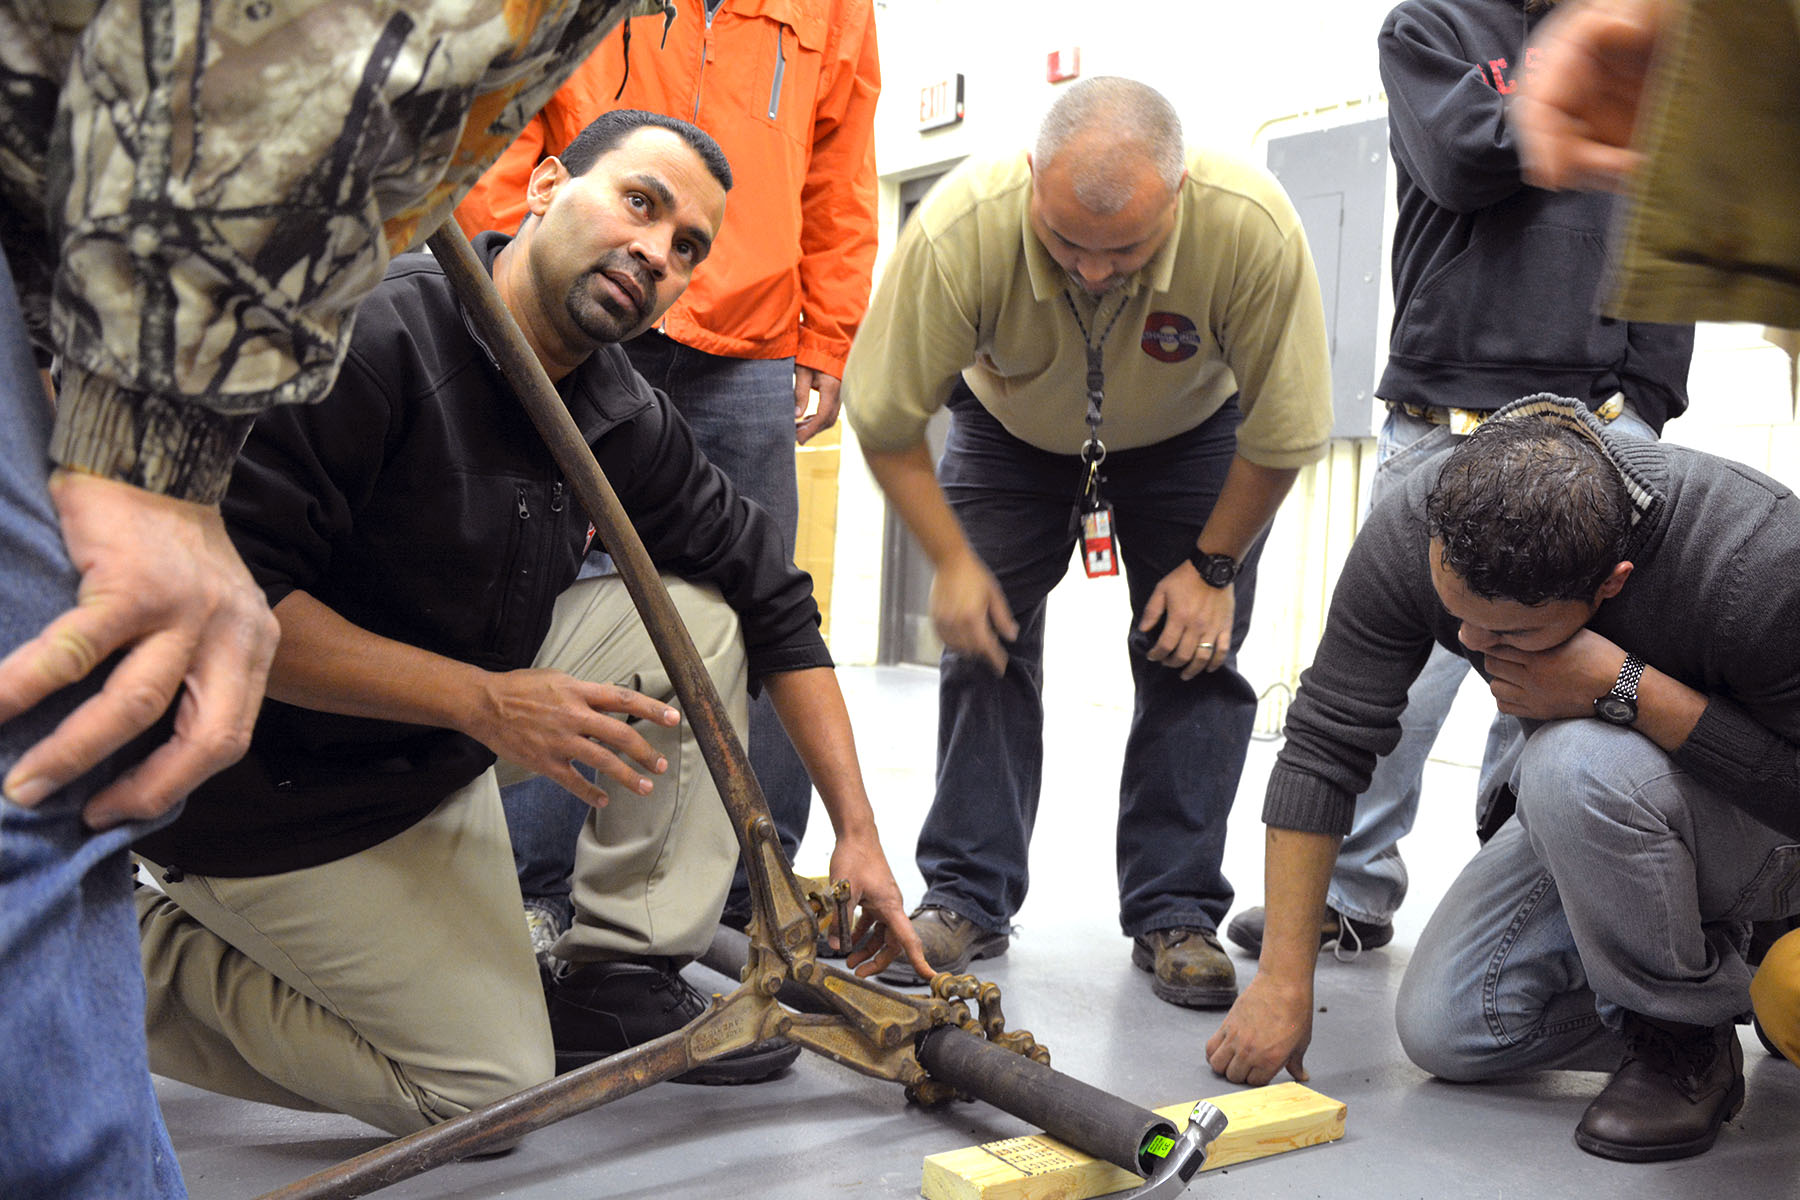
top-left (1141, 311), bottom-right (1202, 363)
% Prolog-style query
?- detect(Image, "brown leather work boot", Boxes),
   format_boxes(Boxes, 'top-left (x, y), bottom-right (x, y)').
top-left (1131, 927), bottom-right (1238, 1009)
top-left (1574, 1013), bottom-right (1745, 1161)
top-left (877, 905), bottom-right (1009, 985)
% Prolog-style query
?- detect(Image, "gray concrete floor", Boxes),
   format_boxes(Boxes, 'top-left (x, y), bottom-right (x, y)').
top-left (157, 664), bottom-right (1800, 1199)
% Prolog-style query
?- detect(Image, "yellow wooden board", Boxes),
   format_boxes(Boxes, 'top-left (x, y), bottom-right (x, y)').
top-left (793, 422), bottom-right (840, 638)
top-left (920, 1081), bottom-right (1345, 1200)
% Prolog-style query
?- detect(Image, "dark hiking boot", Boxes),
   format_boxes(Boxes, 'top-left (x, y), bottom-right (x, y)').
top-left (1574, 1013), bottom-right (1745, 1162)
top-left (1132, 927), bottom-right (1238, 1009)
top-left (877, 905), bottom-right (1008, 985)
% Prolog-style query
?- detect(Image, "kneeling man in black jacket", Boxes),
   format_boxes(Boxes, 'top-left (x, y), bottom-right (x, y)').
top-left (134, 109), bottom-right (929, 1134)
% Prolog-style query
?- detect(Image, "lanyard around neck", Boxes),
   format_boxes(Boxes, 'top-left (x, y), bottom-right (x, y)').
top-left (1062, 289), bottom-right (1129, 495)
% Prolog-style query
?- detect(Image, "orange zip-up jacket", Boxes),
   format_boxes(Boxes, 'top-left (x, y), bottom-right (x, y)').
top-left (455, 0), bottom-right (880, 379)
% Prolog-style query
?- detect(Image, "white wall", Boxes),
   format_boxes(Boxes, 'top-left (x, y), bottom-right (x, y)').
top-left (831, 0), bottom-right (1799, 728)
top-left (868, 0), bottom-right (1397, 163)
top-left (833, 0), bottom-right (1400, 673)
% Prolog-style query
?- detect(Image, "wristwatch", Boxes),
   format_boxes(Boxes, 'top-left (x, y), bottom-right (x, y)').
top-left (1593, 653), bottom-right (1646, 726)
top-left (1188, 548), bottom-right (1240, 588)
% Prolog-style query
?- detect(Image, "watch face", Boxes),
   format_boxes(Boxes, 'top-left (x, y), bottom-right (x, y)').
top-left (1595, 695), bottom-right (1637, 725)
top-left (1193, 553), bottom-right (1236, 587)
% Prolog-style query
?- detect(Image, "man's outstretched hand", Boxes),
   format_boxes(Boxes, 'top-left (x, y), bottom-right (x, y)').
top-left (0, 471), bottom-right (279, 829)
top-left (1205, 971), bottom-right (1315, 1086)
top-left (833, 833), bottom-right (935, 981)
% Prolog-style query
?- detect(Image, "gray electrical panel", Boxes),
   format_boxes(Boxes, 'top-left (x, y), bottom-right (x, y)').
top-left (1266, 117), bottom-right (1389, 439)
top-left (878, 171), bottom-right (955, 668)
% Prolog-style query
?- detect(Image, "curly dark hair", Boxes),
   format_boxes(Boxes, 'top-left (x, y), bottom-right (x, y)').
top-left (561, 109), bottom-right (732, 193)
top-left (1425, 415), bottom-right (1633, 604)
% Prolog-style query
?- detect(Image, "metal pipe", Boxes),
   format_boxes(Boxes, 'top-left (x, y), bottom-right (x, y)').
top-left (915, 1026), bottom-right (1180, 1176)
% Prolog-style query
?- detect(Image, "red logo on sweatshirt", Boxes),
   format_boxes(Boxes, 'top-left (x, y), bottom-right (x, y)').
top-left (1141, 312), bottom-right (1202, 362)
top-left (1484, 46), bottom-right (1543, 93)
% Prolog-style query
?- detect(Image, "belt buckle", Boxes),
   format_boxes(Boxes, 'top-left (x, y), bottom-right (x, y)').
top-left (1447, 408), bottom-right (1486, 436)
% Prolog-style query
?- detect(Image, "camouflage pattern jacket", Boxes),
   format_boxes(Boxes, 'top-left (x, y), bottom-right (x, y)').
top-left (0, 0), bottom-right (663, 503)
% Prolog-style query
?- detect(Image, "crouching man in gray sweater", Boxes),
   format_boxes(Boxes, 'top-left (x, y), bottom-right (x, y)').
top-left (1206, 395), bottom-right (1800, 1162)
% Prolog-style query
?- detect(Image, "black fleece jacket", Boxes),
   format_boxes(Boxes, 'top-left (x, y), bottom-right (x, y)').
top-left (1378, 0), bottom-right (1693, 429)
top-left (138, 233), bottom-right (827, 877)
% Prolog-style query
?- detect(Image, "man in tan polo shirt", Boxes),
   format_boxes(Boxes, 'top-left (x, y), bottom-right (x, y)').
top-left (842, 77), bottom-right (1332, 1008)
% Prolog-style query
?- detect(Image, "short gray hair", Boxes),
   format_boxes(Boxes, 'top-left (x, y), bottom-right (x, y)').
top-left (1034, 77), bottom-right (1184, 214)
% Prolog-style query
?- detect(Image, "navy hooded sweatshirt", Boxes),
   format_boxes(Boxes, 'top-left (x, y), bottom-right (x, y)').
top-left (1377, 0), bottom-right (1693, 430)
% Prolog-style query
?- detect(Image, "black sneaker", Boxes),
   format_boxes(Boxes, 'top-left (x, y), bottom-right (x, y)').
top-left (547, 959), bottom-right (800, 1085)
top-left (1223, 904), bottom-right (1393, 957)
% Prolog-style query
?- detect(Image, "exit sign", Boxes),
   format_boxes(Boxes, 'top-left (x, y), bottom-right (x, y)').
top-left (918, 73), bottom-right (964, 131)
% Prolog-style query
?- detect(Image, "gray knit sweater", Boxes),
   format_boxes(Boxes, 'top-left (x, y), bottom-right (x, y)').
top-left (1264, 398), bottom-right (1800, 840)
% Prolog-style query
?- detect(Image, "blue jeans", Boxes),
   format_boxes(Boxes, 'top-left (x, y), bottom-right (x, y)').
top-left (0, 253), bottom-right (187, 1196)
top-left (1395, 719), bottom-right (1800, 1081)
top-left (920, 390), bottom-right (1261, 937)
top-left (1329, 403), bottom-right (1654, 925)
top-left (501, 334), bottom-right (807, 914)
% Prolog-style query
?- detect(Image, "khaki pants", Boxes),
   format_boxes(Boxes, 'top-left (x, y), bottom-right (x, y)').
top-left (138, 576), bottom-right (745, 1130)
top-left (505, 575), bottom-right (745, 963)
top-left (138, 771), bottom-right (550, 1135)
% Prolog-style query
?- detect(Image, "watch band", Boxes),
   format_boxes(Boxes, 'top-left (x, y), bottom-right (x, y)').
top-left (1593, 653), bottom-right (1645, 726)
top-left (1611, 653), bottom-right (1645, 703)
top-left (1187, 547), bottom-right (1238, 587)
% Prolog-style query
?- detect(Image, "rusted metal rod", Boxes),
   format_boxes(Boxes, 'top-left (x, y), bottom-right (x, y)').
top-left (424, 221), bottom-right (777, 851)
top-left (258, 1034), bottom-right (694, 1199)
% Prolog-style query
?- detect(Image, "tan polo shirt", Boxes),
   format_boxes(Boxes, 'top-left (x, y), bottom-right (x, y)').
top-left (843, 148), bottom-right (1332, 468)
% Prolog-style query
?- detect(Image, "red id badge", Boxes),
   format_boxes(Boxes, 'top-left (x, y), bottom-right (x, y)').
top-left (1080, 501), bottom-right (1119, 577)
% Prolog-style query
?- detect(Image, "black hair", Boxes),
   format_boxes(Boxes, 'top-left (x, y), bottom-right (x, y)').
top-left (1425, 414), bottom-right (1633, 604)
top-left (560, 109), bottom-right (732, 193)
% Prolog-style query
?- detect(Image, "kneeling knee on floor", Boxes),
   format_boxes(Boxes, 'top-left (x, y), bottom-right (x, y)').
top-left (1395, 997), bottom-right (1491, 1083)
top-left (402, 1046), bottom-right (554, 1131)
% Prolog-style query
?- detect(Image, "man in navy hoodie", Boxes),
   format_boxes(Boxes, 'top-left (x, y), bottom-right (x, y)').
top-left (1226, 0), bottom-right (1693, 962)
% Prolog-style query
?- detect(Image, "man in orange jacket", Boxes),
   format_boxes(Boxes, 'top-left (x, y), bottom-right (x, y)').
top-left (456, 0), bottom-right (880, 959)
